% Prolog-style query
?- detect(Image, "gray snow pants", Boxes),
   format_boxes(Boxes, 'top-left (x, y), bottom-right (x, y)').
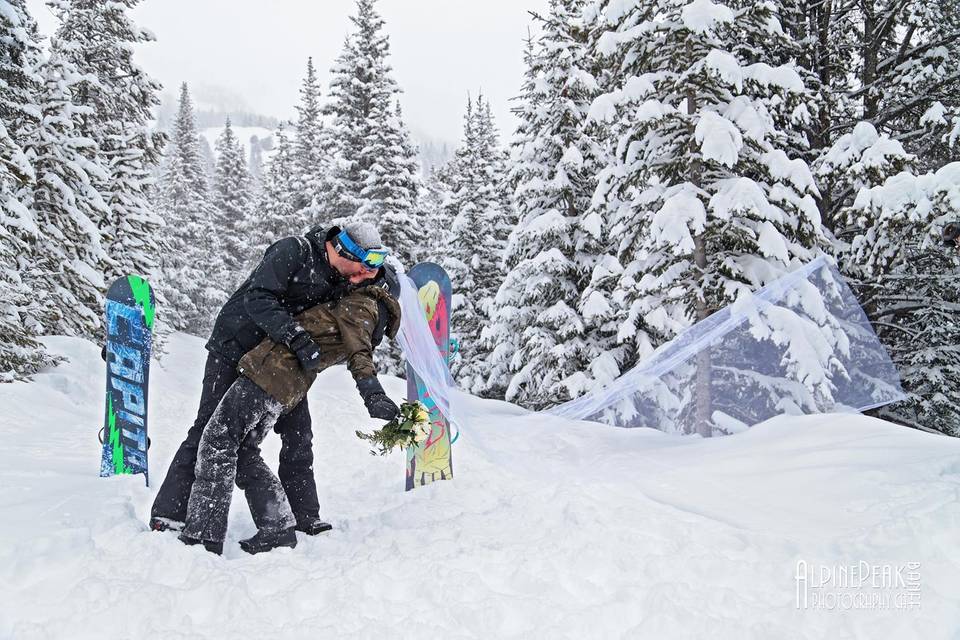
top-left (182, 376), bottom-right (296, 543)
top-left (152, 353), bottom-right (320, 525)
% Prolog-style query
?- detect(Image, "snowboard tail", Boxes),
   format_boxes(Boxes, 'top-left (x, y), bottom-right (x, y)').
top-left (100, 275), bottom-right (155, 485)
top-left (404, 263), bottom-right (454, 491)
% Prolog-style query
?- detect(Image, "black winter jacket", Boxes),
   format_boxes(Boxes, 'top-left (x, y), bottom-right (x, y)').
top-left (205, 225), bottom-right (399, 365)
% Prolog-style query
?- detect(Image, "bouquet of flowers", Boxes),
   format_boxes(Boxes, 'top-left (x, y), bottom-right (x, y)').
top-left (355, 401), bottom-right (432, 456)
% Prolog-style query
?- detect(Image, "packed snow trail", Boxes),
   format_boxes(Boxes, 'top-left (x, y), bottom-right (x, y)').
top-left (1, 334), bottom-right (958, 639)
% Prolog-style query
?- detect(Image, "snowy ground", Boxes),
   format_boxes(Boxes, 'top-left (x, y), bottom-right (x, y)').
top-left (1, 333), bottom-right (958, 639)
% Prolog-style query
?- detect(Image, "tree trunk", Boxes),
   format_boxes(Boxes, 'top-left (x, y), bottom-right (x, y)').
top-left (686, 56), bottom-right (713, 438)
top-left (861, 0), bottom-right (879, 119)
top-left (693, 234), bottom-right (713, 438)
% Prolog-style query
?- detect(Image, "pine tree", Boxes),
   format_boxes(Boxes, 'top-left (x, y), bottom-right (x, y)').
top-left (252, 121), bottom-right (299, 257)
top-left (820, 122), bottom-right (960, 436)
top-left (475, 99), bottom-right (516, 258)
top-left (292, 57), bottom-right (326, 214)
top-left (357, 98), bottom-right (424, 378)
top-left (212, 117), bottom-right (253, 283)
top-left (248, 135), bottom-right (264, 188)
top-left (780, 0), bottom-right (960, 227)
top-left (0, 155), bottom-right (55, 379)
top-left (0, 0), bottom-right (42, 143)
top-left (440, 94), bottom-right (512, 394)
top-left (590, 0), bottom-right (829, 435)
top-left (198, 135), bottom-right (216, 180)
top-left (768, 0), bottom-right (960, 436)
top-left (365, 101), bottom-right (422, 267)
top-left (155, 83), bottom-right (223, 334)
top-left (418, 164), bottom-right (456, 263)
top-left (169, 83), bottom-right (209, 198)
top-left (851, 1), bottom-right (960, 171)
top-left (483, 0), bottom-right (616, 407)
top-left (24, 42), bottom-right (112, 339)
top-left (0, 0), bottom-right (57, 379)
top-left (53, 0), bottom-right (165, 283)
top-left (323, 0), bottom-right (403, 224)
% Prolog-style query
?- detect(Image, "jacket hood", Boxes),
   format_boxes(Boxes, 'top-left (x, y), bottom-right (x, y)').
top-left (355, 284), bottom-right (402, 340)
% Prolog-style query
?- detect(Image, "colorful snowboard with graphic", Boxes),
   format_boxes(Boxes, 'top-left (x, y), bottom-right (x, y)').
top-left (100, 275), bottom-right (155, 486)
top-left (405, 263), bottom-right (455, 491)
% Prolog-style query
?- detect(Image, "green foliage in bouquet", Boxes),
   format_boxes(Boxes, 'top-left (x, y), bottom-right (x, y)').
top-left (355, 401), bottom-right (432, 456)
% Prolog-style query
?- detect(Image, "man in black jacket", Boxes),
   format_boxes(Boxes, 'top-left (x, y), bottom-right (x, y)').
top-left (151, 221), bottom-right (400, 538)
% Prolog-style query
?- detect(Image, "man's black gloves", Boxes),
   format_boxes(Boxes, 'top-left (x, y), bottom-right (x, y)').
top-left (356, 376), bottom-right (400, 421)
top-left (285, 327), bottom-right (324, 373)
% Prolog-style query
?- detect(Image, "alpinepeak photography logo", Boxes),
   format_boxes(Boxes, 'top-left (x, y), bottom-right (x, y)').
top-left (795, 560), bottom-right (921, 611)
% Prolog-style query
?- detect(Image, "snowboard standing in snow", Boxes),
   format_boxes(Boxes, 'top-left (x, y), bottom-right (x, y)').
top-left (404, 263), bottom-right (455, 491)
top-left (100, 275), bottom-right (155, 485)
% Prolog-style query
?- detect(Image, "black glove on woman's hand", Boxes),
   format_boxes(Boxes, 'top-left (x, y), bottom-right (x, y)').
top-left (356, 376), bottom-right (400, 420)
top-left (287, 330), bottom-right (323, 373)
top-left (365, 393), bottom-right (400, 420)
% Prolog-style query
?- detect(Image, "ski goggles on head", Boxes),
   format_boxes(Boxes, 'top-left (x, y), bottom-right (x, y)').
top-left (333, 230), bottom-right (389, 269)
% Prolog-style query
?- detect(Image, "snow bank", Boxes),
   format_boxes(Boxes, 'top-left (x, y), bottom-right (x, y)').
top-left (1, 334), bottom-right (958, 638)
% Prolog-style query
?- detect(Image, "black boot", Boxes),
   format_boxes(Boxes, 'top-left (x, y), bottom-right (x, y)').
top-left (178, 533), bottom-right (223, 555)
top-left (150, 517), bottom-right (184, 533)
top-left (296, 516), bottom-right (333, 536)
top-left (239, 526), bottom-right (298, 555)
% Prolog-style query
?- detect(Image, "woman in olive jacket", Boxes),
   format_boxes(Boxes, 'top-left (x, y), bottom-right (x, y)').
top-left (179, 283), bottom-right (401, 555)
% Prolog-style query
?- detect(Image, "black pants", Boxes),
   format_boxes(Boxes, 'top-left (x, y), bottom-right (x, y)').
top-left (151, 352), bottom-right (320, 525)
top-left (183, 377), bottom-right (293, 543)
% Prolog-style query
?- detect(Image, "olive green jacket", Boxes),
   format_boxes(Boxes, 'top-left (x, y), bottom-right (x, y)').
top-left (238, 284), bottom-right (401, 412)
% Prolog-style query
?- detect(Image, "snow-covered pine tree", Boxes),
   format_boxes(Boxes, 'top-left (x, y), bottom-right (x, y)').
top-left (155, 83), bottom-right (223, 334)
top-left (418, 164), bottom-right (455, 264)
top-left (198, 135), bottom-right (216, 181)
top-left (323, 0), bottom-right (403, 225)
top-left (475, 99), bottom-right (516, 261)
top-left (248, 135), bottom-right (264, 188)
top-left (840, 160), bottom-right (960, 436)
top-left (820, 122), bottom-right (960, 436)
top-left (52, 0), bottom-right (165, 284)
top-left (575, 4), bottom-right (630, 404)
top-left (588, 0), bottom-right (827, 435)
top-left (292, 57), bottom-right (326, 215)
top-left (105, 121), bottom-right (164, 280)
top-left (364, 101), bottom-right (422, 268)
top-left (23, 42), bottom-right (112, 339)
top-left (212, 117), bottom-right (253, 284)
top-left (850, 0), bottom-right (960, 171)
top-left (483, 0), bottom-right (615, 408)
top-left (252, 121), bottom-right (298, 257)
top-left (0, 143), bottom-right (54, 379)
top-left (781, 0), bottom-right (960, 226)
top-left (440, 94), bottom-right (512, 394)
top-left (0, 0), bottom-right (58, 379)
top-left (363, 99), bottom-right (423, 377)
top-left (168, 83), bottom-right (208, 199)
top-left (775, 1), bottom-right (960, 436)
top-left (0, 0), bottom-right (42, 144)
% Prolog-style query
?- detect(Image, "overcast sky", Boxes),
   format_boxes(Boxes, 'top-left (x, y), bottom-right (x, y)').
top-left (26, 0), bottom-right (549, 144)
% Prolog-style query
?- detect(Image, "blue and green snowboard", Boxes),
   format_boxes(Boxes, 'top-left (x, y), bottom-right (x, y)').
top-left (99, 275), bottom-right (155, 486)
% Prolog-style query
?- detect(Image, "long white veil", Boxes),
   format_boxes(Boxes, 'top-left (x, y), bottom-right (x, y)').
top-left (395, 257), bottom-right (905, 438)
